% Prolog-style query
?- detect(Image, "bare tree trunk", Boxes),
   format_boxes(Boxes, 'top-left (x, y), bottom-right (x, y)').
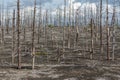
top-left (32, 0), bottom-right (36, 69)
top-left (0, 5), bottom-right (2, 32)
top-left (38, 1), bottom-right (42, 44)
top-left (12, 10), bottom-right (15, 64)
top-left (100, 0), bottom-right (103, 59)
top-left (6, 6), bottom-right (9, 34)
top-left (57, 7), bottom-right (61, 63)
top-left (17, 0), bottom-right (21, 69)
top-left (90, 19), bottom-right (94, 59)
top-left (106, 0), bottom-right (110, 60)
top-left (49, 11), bottom-right (54, 48)
top-left (75, 9), bottom-right (79, 48)
top-left (23, 26), bottom-right (26, 42)
top-left (112, 0), bottom-right (116, 61)
top-left (95, 5), bottom-right (98, 43)
top-left (23, 10), bottom-right (26, 43)
top-left (62, 0), bottom-right (66, 59)
top-left (68, 0), bottom-right (71, 48)
top-left (43, 13), bottom-right (46, 47)
top-left (45, 10), bottom-right (48, 47)
top-left (1, 2), bottom-right (4, 45)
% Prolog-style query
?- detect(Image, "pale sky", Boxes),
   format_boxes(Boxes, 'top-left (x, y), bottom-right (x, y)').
top-left (0, 0), bottom-right (120, 25)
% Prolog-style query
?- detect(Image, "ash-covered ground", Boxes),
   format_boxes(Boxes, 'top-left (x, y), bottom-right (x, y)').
top-left (0, 27), bottom-right (120, 80)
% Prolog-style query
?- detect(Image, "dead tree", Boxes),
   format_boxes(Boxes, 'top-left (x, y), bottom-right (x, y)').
top-left (1, 2), bottom-right (4, 45)
top-left (112, 0), bottom-right (116, 61)
top-left (100, 0), bottom-right (103, 59)
top-left (49, 10), bottom-right (54, 48)
top-left (23, 10), bottom-right (26, 42)
top-left (95, 4), bottom-right (100, 43)
top-left (17, 0), bottom-right (21, 69)
top-left (30, 10), bottom-right (33, 31)
top-left (71, 1), bottom-right (73, 27)
top-left (38, 1), bottom-right (42, 44)
top-left (6, 6), bottom-right (9, 34)
top-left (0, 5), bottom-right (2, 28)
top-left (43, 12), bottom-right (46, 47)
top-left (106, 0), bottom-right (110, 60)
top-left (62, 0), bottom-right (66, 58)
top-left (56, 7), bottom-right (61, 63)
top-left (32, 0), bottom-right (36, 69)
top-left (90, 18), bottom-right (94, 59)
top-left (12, 10), bottom-right (15, 64)
top-left (58, 7), bottom-right (61, 27)
top-left (45, 10), bottom-right (48, 47)
top-left (74, 9), bottom-right (79, 48)
top-left (68, 0), bottom-right (71, 48)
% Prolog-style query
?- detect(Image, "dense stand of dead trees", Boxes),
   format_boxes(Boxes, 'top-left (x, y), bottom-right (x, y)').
top-left (0, 0), bottom-right (119, 69)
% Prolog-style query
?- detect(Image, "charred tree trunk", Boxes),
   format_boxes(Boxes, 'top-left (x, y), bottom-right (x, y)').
top-left (17, 0), bottom-right (21, 69)
top-left (62, 0), bottom-right (66, 59)
top-left (112, 0), bottom-right (116, 61)
top-left (100, 0), bottom-right (103, 59)
top-left (23, 10), bottom-right (26, 43)
top-left (106, 0), bottom-right (110, 60)
top-left (45, 10), bottom-right (48, 47)
top-left (1, 2), bottom-right (4, 45)
top-left (38, 1), bottom-right (42, 44)
top-left (32, 0), bottom-right (36, 69)
top-left (90, 19), bottom-right (94, 59)
top-left (12, 10), bottom-right (15, 64)
top-left (75, 9), bottom-right (79, 48)
top-left (68, 0), bottom-right (71, 48)
top-left (6, 6), bottom-right (9, 34)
